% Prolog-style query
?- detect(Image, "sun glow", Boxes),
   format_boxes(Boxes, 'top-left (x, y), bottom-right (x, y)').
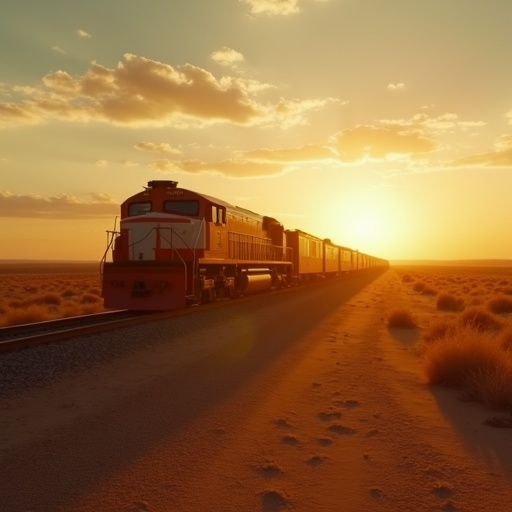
top-left (326, 187), bottom-right (402, 258)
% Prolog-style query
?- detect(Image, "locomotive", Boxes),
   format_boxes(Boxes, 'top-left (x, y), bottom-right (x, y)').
top-left (100, 180), bottom-right (388, 310)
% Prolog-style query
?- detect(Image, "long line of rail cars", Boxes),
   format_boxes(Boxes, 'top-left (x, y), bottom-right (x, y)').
top-left (101, 180), bottom-right (388, 310)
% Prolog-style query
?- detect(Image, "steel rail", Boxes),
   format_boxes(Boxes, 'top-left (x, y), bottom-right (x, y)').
top-left (0, 310), bottom-right (169, 354)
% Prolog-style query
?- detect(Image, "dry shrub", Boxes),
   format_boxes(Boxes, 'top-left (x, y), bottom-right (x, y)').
top-left (424, 326), bottom-right (509, 389)
top-left (80, 292), bottom-right (101, 304)
top-left (436, 293), bottom-right (463, 312)
top-left (35, 292), bottom-right (62, 306)
top-left (488, 296), bottom-right (512, 315)
top-left (424, 319), bottom-right (457, 343)
top-left (499, 326), bottom-right (512, 351)
top-left (0, 304), bottom-right (53, 327)
top-left (458, 307), bottom-right (503, 332)
top-left (81, 303), bottom-right (105, 315)
top-left (413, 282), bottom-right (426, 292)
top-left (503, 287), bottom-right (512, 296)
top-left (421, 285), bottom-right (437, 296)
top-left (401, 274), bottom-right (414, 283)
top-left (387, 308), bottom-right (417, 329)
top-left (464, 367), bottom-right (512, 410)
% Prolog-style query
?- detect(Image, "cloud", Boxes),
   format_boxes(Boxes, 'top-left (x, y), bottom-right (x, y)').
top-left (240, 0), bottom-right (300, 15)
top-left (149, 158), bottom-right (286, 177)
top-left (238, 144), bottom-right (336, 162)
top-left (0, 54), bottom-right (328, 129)
top-left (449, 134), bottom-right (512, 167)
top-left (52, 46), bottom-right (65, 54)
top-left (75, 29), bottom-right (91, 38)
top-left (0, 191), bottom-right (118, 219)
top-left (135, 142), bottom-right (182, 155)
top-left (331, 124), bottom-right (437, 162)
top-left (211, 47), bottom-right (245, 68)
top-left (387, 83), bottom-right (404, 90)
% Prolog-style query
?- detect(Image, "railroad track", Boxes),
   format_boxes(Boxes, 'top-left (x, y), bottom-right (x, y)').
top-left (0, 273), bottom-right (380, 355)
top-left (0, 310), bottom-right (171, 354)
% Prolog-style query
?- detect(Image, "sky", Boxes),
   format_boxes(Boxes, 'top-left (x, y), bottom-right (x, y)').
top-left (1, 0), bottom-right (511, 263)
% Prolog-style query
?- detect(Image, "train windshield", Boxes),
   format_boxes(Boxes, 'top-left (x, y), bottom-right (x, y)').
top-left (128, 202), bottom-right (152, 216)
top-left (164, 200), bottom-right (199, 216)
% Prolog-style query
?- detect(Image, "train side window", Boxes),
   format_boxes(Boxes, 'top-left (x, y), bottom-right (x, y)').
top-left (128, 202), bottom-right (152, 216)
top-left (211, 205), bottom-right (226, 225)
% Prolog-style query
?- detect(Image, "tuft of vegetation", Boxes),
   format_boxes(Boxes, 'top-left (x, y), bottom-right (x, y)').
top-left (0, 269), bottom-right (106, 327)
top-left (488, 297), bottom-right (512, 315)
top-left (421, 285), bottom-right (438, 296)
top-left (423, 319), bottom-right (457, 344)
top-left (423, 325), bottom-right (512, 409)
top-left (436, 293), bottom-right (464, 312)
top-left (412, 282), bottom-right (426, 292)
top-left (458, 307), bottom-right (503, 332)
top-left (387, 308), bottom-right (417, 329)
top-left (0, 304), bottom-right (52, 327)
top-left (499, 326), bottom-right (512, 351)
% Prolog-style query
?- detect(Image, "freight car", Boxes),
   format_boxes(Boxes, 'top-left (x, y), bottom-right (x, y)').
top-left (101, 180), bottom-right (388, 310)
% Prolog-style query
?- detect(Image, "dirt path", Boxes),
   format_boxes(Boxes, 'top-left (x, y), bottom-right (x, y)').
top-left (2, 269), bottom-right (512, 512)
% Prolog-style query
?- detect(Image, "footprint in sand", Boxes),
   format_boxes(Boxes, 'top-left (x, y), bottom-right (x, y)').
top-left (274, 418), bottom-right (293, 429)
top-left (305, 454), bottom-right (328, 467)
top-left (281, 435), bottom-right (300, 447)
top-left (369, 487), bottom-right (383, 499)
top-left (318, 409), bottom-right (342, 422)
top-left (260, 489), bottom-right (291, 511)
top-left (328, 423), bottom-right (356, 436)
top-left (317, 437), bottom-right (334, 447)
top-left (254, 461), bottom-right (284, 478)
top-left (432, 482), bottom-right (454, 500)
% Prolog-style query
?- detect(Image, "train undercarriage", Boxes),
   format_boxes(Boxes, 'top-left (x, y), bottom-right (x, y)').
top-left (101, 260), bottom-right (292, 311)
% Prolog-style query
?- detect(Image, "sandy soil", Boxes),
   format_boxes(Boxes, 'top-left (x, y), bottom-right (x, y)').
top-left (2, 269), bottom-right (512, 512)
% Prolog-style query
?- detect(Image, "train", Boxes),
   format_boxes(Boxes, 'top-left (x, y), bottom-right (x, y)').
top-left (100, 180), bottom-right (389, 310)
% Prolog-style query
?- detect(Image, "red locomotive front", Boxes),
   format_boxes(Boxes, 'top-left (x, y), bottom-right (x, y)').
top-left (101, 181), bottom-right (292, 310)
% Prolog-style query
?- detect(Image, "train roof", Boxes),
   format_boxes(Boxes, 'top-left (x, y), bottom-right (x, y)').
top-left (146, 180), bottom-right (279, 223)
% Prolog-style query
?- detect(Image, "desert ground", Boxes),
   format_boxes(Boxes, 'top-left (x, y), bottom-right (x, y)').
top-left (1, 265), bottom-right (512, 511)
top-left (0, 261), bottom-right (105, 326)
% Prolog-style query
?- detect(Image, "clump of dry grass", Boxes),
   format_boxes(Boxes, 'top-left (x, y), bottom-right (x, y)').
top-left (0, 266), bottom-right (107, 327)
top-left (413, 282), bottom-right (426, 292)
top-left (401, 274), bottom-right (414, 283)
top-left (387, 308), bottom-right (417, 329)
top-left (458, 307), bottom-right (503, 332)
top-left (436, 293), bottom-right (463, 312)
top-left (423, 326), bottom-right (512, 409)
top-left (421, 285), bottom-right (437, 296)
top-left (0, 304), bottom-right (53, 326)
top-left (499, 325), bottom-right (512, 351)
top-left (423, 319), bottom-right (457, 343)
top-left (488, 296), bottom-right (512, 315)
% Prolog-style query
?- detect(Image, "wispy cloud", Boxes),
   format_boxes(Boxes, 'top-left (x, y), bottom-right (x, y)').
top-left (149, 158), bottom-right (286, 177)
top-left (0, 191), bottom-right (117, 219)
top-left (0, 54), bottom-right (330, 129)
top-left (240, 0), bottom-right (300, 16)
top-left (135, 142), bottom-right (182, 155)
top-left (449, 134), bottom-right (512, 167)
top-left (75, 29), bottom-right (91, 38)
top-left (211, 47), bottom-right (245, 68)
top-left (387, 83), bottom-right (404, 91)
